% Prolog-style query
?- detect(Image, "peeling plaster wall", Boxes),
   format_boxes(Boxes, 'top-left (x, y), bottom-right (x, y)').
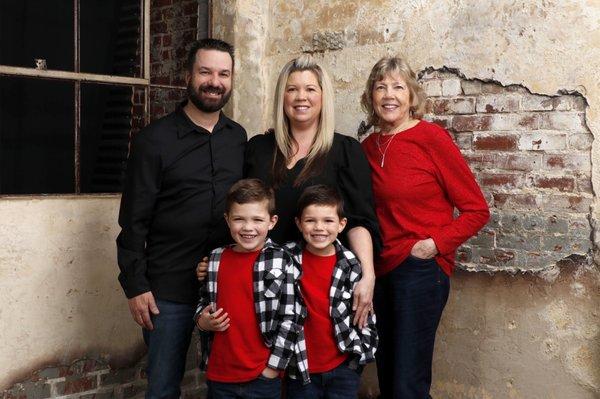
top-left (213, 0), bottom-right (600, 397)
top-left (431, 266), bottom-right (600, 399)
top-left (0, 197), bottom-right (141, 389)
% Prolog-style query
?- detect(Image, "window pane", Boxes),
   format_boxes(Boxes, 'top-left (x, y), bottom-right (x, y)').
top-left (0, 77), bottom-right (74, 194)
top-left (0, 0), bottom-right (74, 71)
top-left (81, 85), bottom-right (145, 193)
top-left (80, 0), bottom-right (142, 77)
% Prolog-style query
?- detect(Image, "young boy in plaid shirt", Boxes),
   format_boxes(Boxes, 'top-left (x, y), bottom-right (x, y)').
top-left (285, 184), bottom-right (378, 398)
top-left (194, 178), bottom-right (303, 398)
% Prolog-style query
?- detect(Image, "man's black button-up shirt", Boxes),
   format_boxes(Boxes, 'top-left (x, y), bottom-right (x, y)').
top-left (117, 105), bottom-right (246, 304)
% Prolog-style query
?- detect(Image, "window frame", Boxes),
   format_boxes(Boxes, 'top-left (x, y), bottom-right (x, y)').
top-left (0, 0), bottom-right (196, 195)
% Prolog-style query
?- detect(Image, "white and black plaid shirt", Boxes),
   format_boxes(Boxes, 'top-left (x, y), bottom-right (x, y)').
top-left (284, 239), bottom-right (378, 381)
top-left (194, 238), bottom-right (308, 380)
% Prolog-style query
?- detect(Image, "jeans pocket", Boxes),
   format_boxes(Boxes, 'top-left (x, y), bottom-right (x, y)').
top-left (257, 374), bottom-right (279, 382)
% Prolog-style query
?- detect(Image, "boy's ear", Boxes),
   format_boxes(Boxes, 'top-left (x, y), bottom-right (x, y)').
top-left (294, 217), bottom-right (301, 230)
top-left (338, 217), bottom-right (348, 233)
top-left (268, 214), bottom-right (278, 230)
top-left (223, 213), bottom-right (230, 227)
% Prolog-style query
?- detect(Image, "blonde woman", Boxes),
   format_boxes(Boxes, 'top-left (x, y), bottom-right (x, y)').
top-left (361, 56), bottom-right (489, 398)
top-left (245, 55), bottom-right (381, 330)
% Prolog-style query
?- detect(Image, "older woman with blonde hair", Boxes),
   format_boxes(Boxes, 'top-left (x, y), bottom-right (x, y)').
top-left (246, 55), bottom-right (381, 321)
top-left (360, 57), bottom-right (489, 398)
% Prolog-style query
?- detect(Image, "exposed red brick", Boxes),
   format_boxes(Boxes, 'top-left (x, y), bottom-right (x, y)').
top-left (545, 155), bottom-right (564, 168)
top-left (480, 173), bottom-right (519, 188)
top-left (533, 176), bottom-right (575, 192)
top-left (472, 135), bottom-right (518, 151)
top-left (452, 115), bottom-right (492, 131)
top-left (517, 114), bottom-right (538, 129)
top-left (494, 249), bottom-right (515, 263)
top-left (493, 193), bottom-right (539, 209)
top-left (183, 2), bottom-right (198, 16)
top-left (152, 0), bottom-right (173, 7)
top-left (431, 98), bottom-right (475, 115)
top-left (59, 377), bottom-right (96, 395)
top-left (181, 30), bottom-right (196, 43)
top-left (429, 117), bottom-right (451, 129)
top-left (152, 21), bottom-right (168, 34)
top-left (464, 153), bottom-right (495, 170)
top-left (152, 75), bottom-right (171, 85)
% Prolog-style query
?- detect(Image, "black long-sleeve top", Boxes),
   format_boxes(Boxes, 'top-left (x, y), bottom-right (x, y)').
top-left (245, 132), bottom-right (381, 253)
top-left (116, 106), bottom-right (246, 303)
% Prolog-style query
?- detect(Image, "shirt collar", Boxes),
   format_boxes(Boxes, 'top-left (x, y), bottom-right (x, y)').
top-left (175, 100), bottom-right (233, 139)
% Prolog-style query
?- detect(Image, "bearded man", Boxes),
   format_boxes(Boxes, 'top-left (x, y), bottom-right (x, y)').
top-left (116, 39), bottom-right (246, 399)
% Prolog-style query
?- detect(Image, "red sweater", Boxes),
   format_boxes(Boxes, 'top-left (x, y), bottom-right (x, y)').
top-left (206, 248), bottom-right (270, 383)
top-left (300, 250), bottom-right (349, 373)
top-left (362, 120), bottom-right (489, 277)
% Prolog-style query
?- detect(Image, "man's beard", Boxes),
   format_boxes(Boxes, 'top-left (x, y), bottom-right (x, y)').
top-left (187, 82), bottom-right (232, 113)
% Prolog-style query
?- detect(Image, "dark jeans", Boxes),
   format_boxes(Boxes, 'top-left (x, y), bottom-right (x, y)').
top-left (142, 299), bottom-right (196, 399)
top-left (207, 376), bottom-right (282, 399)
top-left (286, 361), bottom-right (362, 399)
top-left (374, 256), bottom-right (450, 399)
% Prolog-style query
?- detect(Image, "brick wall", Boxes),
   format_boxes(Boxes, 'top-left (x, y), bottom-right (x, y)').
top-left (2, 348), bottom-right (204, 399)
top-left (149, 0), bottom-right (204, 119)
top-left (421, 69), bottom-right (593, 272)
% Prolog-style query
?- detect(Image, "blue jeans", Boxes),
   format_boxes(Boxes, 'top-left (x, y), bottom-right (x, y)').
top-left (142, 299), bottom-right (196, 399)
top-left (374, 256), bottom-right (450, 399)
top-left (286, 361), bottom-right (362, 399)
top-left (207, 376), bottom-right (282, 399)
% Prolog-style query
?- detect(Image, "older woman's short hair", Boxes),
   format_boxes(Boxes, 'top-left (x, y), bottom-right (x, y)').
top-left (361, 57), bottom-right (426, 127)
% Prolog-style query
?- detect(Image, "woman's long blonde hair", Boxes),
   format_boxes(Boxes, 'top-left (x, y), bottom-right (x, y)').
top-left (272, 55), bottom-right (335, 187)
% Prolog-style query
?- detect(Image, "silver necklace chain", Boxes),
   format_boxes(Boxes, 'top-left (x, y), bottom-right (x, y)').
top-left (376, 132), bottom-right (398, 167)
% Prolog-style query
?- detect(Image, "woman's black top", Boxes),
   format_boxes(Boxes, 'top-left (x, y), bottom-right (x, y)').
top-left (245, 132), bottom-right (381, 253)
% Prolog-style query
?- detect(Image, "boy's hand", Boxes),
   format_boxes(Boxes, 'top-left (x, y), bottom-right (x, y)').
top-left (261, 367), bottom-right (279, 379)
top-left (128, 291), bottom-right (160, 330)
top-left (196, 306), bottom-right (230, 332)
top-left (353, 274), bottom-right (375, 329)
top-left (196, 257), bottom-right (209, 281)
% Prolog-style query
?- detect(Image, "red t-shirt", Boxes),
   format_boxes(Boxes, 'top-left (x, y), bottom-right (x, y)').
top-left (361, 120), bottom-right (489, 277)
top-left (300, 249), bottom-right (349, 373)
top-left (206, 248), bottom-right (270, 383)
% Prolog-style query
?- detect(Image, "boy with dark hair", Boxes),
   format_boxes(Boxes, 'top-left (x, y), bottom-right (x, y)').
top-left (195, 178), bottom-right (307, 398)
top-left (285, 184), bottom-right (378, 398)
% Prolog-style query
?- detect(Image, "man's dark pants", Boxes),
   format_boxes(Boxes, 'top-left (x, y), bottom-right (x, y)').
top-left (142, 299), bottom-right (196, 399)
top-left (374, 256), bottom-right (450, 399)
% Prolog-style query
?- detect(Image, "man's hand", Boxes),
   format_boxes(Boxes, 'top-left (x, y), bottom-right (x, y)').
top-left (261, 367), bottom-right (279, 379)
top-left (410, 238), bottom-right (438, 259)
top-left (352, 274), bottom-right (375, 329)
top-left (196, 257), bottom-right (208, 281)
top-left (196, 306), bottom-right (230, 332)
top-left (128, 291), bottom-right (160, 330)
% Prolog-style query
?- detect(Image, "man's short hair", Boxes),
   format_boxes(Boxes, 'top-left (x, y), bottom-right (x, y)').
top-left (296, 185), bottom-right (345, 219)
top-left (186, 38), bottom-right (234, 72)
top-left (226, 179), bottom-right (276, 216)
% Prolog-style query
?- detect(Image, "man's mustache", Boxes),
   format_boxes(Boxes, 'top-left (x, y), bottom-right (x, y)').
top-left (199, 84), bottom-right (225, 95)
